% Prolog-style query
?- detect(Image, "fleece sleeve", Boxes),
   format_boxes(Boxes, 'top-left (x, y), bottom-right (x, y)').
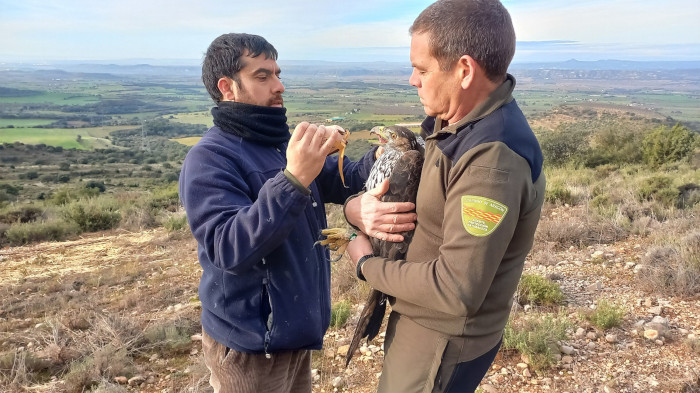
top-left (179, 145), bottom-right (310, 275)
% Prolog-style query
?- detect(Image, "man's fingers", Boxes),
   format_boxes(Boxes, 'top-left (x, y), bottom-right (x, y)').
top-left (291, 122), bottom-right (309, 142)
top-left (367, 179), bottom-right (390, 198)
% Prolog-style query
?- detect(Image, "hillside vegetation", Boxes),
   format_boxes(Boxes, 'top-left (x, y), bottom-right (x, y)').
top-left (1, 65), bottom-right (699, 392)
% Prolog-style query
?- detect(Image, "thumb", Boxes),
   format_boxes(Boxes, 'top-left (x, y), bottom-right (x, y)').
top-left (367, 178), bottom-right (390, 198)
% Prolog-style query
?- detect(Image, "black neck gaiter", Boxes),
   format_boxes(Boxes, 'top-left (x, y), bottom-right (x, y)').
top-left (212, 101), bottom-right (290, 145)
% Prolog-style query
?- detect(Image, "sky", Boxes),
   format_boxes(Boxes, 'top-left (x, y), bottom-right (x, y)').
top-left (1, 0), bottom-right (699, 64)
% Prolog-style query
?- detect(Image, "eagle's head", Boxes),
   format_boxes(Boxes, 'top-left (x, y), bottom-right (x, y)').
top-left (370, 125), bottom-right (423, 153)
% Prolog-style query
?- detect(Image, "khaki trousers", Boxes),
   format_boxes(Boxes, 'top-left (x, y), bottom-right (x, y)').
top-left (378, 312), bottom-right (500, 393)
top-left (202, 329), bottom-right (312, 393)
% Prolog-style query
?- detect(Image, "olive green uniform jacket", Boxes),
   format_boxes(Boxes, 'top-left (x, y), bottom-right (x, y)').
top-left (362, 75), bottom-right (545, 386)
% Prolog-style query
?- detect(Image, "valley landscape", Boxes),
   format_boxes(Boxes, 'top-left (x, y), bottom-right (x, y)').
top-left (0, 60), bottom-right (699, 393)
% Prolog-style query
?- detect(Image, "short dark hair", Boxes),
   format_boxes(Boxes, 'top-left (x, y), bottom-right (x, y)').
top-left (409, 0), bottom-right (515, 82)
top-left (201, 33), bottom-right (278, 102)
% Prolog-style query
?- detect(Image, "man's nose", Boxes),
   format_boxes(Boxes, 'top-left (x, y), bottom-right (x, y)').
top-left (409, 69), bottom-right (420, 87)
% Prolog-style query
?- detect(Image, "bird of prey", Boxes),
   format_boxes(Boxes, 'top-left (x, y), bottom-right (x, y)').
top-left (344, 125), bottom-right (424, 366)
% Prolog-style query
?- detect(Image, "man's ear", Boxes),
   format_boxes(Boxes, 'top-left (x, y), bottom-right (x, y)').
top-left (457, 55), bottom-right (477, 89)
top-left (217, 77), bottom-right (237, 101)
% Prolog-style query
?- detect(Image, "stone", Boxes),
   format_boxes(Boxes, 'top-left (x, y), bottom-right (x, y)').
top-left (114, 376), bottom-right (128, 385)
top-left (523, 368), bottom-right (532, 378)
top-left (587, 281), bottom-right (602, 291)
top-left (190, 334), bottom-right (203, 341)
top-left (332, 376), bottom-right (344, 388)
top-left (562, 355), bottom-right (574, 364)
top-left (643, 329), bottom-right (659, 340)
top-left (587, 342), bottom-right (596, 350)
top-left (128, 376), bottom-right (146, 387)
top-left (605, 334), bottom-right (618, 343)
top-left (481, 384), bottom-right (499, 393)
top-left (575, 328), bottom-right (586, 338)
top-left (560, 345), bottom-right (575, 355)
top-left (517, 363), bottom-right (528, 369)
top-left (586, 332), bottom-right (598, 340)
top-left (337, 345), bottom-right (350, 357)
top-left (648, 306), bottom-right (663, 315)
top-left (324, 348), bottom-right (335, 358)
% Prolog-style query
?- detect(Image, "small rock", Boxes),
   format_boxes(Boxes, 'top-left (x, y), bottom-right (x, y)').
top-left (523, 368), bottom-right (532, 378)
top-left (625, 262), bottom-right (636, 269)
top-left (191, 334), bottom-right (203, 341)
top-left (128, 376), bottom-right (146, 387)
top-left (516, 363), bottom-right (528, 369)
top-left (634, 264), bottom-right (647, 274)
top-left (644, 329), bottom-right (659, 340)
top-left (587, 342), bottom-right (596, 350)
top-left (149, 353), bottom-right (160, 362)
top-left (332, 376), bottom-right (344, 388)
top-left (560, 345), bottom-right (575, 355)
top-left (592, 251), bottom-right (604, 259)
top-left (648, 306), bottom-right (663, 315)
top-left (324, 348), bottom-right (335, 358)
top-left (655, 339), bottom-right (664, 346)
top-left (481, 384), bottom-right (499, 393)
top-left (575, 328), bottom-right (586, 338)
top-left (337, 345), bottom-right (350, 357)
top-left (605, 334), bottom-right (618, 343)
top-left (562, 355), bottom-right (574, 364)
top-left (586, 332), bottom-right (598, 340)
top-left (520, 353), bottom-right (531, 364)
top-left (679, 328), bottom-right (689, 335)
top-left (114, 376), bottom-right (128, 385)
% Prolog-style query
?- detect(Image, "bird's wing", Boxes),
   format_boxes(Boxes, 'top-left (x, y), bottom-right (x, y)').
top-left (365, 148), bottom-right (401, 191)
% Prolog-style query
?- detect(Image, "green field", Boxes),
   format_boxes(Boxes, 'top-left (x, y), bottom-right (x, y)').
top-left (0, 126), bottom-right (135, 149)
top-left (0, 91), bottom-right (99, 105)
top-left (0, 119), bottom-right (57, 127)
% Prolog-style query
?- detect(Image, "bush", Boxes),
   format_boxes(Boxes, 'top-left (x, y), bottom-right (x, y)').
top-left (61, 198), bottom-right (121, 232)
top-left (538, 128), bottom-right (590, 167)
top-left (545, 182), bottom-right (575, 205)
top-left (330, 300), bottom-right (351, 328)
top-left (164, 214), bottom-right (188, 232)
top-left (503, 313), bottom-right (571, 373)
top-left (4, 219), bottom-right (80, 246)
top-left (517, 274), bottom-right (564, 306)
top-left (637, 175), bottom-right (680, 208)
top-left (642, 124), bottom-right (699, 168)
top-left (637, 231), bottom-right (700, 297)
top-left (584, 300), bottom-right (625, 330)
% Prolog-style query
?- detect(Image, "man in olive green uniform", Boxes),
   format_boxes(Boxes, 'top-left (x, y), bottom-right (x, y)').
top-left (345, 0), bottom-right (545, 392)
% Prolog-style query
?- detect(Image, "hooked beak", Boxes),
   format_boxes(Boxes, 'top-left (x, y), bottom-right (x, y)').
top-left (370, 126), bottom-right (389, 144)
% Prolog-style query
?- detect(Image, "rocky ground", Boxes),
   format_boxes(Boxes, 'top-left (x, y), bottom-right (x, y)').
top-left (0, 221), bottom-right (698, 392)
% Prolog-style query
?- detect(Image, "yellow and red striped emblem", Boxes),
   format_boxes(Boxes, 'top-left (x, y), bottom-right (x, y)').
top-left (461, 195), bottom-right (508, 236)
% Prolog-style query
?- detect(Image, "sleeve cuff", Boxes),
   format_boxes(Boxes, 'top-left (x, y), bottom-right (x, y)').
top-left (356, 254), bottom-right (374, 281)
top-left (283, 168), bottom-right (311, 196)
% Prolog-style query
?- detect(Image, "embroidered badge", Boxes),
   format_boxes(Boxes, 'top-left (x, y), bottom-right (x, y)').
top-left (461, 195), bottom-right (508, 236)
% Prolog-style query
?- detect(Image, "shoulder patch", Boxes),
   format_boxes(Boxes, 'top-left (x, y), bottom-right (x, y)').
top-left (461, 195), bottom-right (508, 236)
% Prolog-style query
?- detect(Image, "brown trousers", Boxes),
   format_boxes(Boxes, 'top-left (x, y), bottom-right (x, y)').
top-left (202, 329), bottom-right (312, 393)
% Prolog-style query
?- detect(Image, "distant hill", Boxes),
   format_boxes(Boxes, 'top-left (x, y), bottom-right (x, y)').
top-left (3, 59), bottom-right (699, 79)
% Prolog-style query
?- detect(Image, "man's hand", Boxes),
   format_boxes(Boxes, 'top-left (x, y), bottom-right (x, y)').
top-left (286, 122), bottom-right (343, 187)
top-left (345, 179), bottom-right (417, 242)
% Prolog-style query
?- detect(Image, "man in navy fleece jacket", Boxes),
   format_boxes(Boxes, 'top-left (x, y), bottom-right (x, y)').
top-left (179, 33), bottom-right (415, 392)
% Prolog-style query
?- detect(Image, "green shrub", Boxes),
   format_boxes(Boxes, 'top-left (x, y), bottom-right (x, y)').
top-left (545, 182), bottom-right (575, 205)
top-left (5, 219), bottom-right (80, 246)
top-left (637, 231), bottom-right (700, 297)
top-left (330, 300), bottom-right (352, 328)
top-left (61, 198), bottom-right (121, 232)
top-left (503, 313), bottom-right (571, 373)
top-left (642, 124), bottom-right (699, 168)
top-left (584, 300), bottom-right (625, 330)
top-left (164, 215), bottom-right (188, 232)
top-left (148, 184), bottom-right (180, 211)
top-left (538, 128), bottom-right (590, 167)
top-left (517, 274), bottom-right (565, 306)
top-left (637, 175), bottom-right (680, 208)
